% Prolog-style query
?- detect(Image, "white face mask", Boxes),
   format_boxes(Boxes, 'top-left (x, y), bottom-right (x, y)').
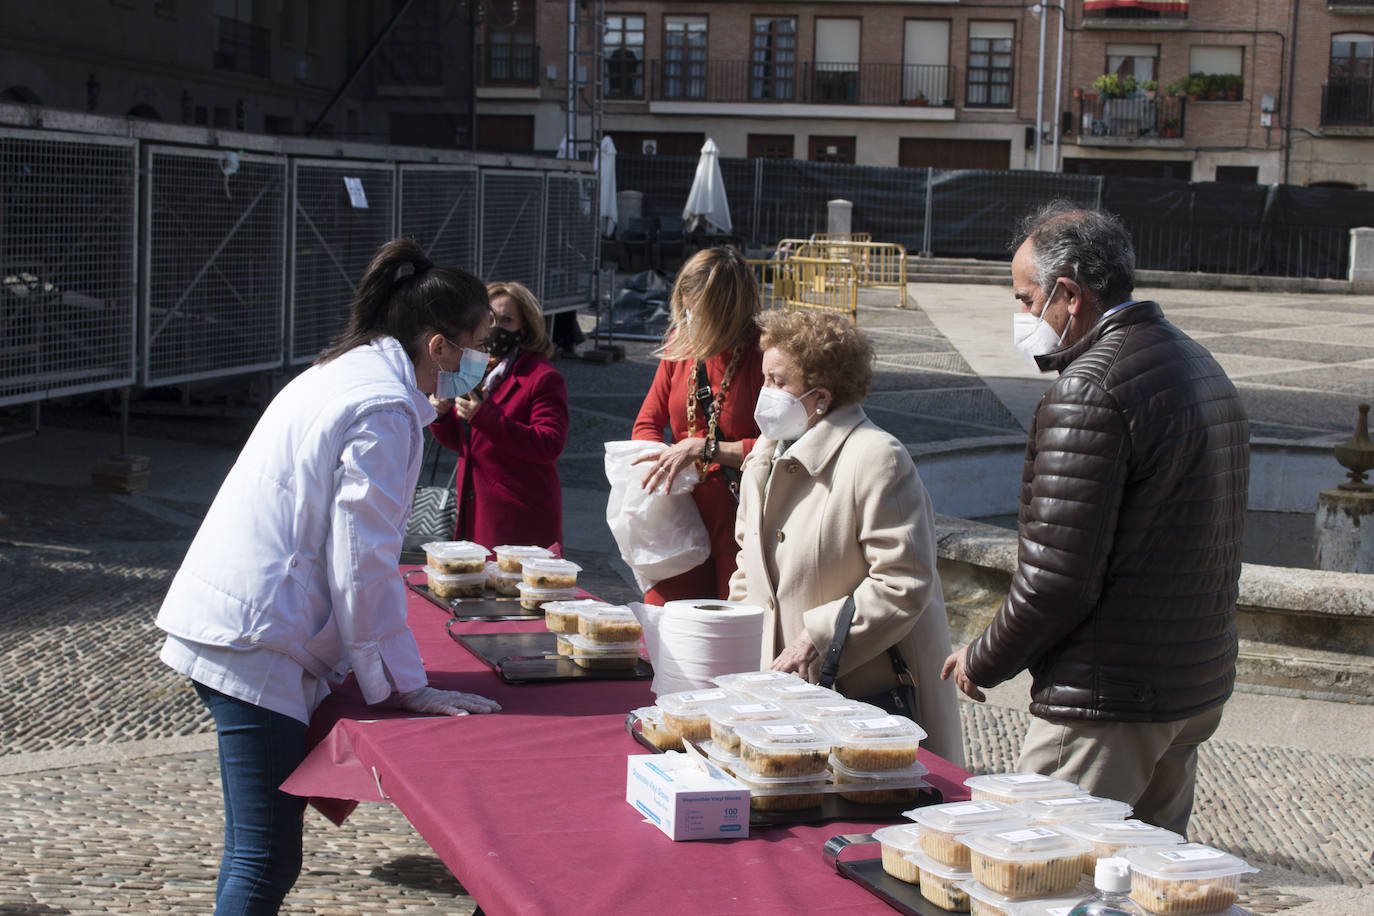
top-left (754, 386), bottom-right (819, 441)
top-left (1012, 308), bottom-right (1068, 367)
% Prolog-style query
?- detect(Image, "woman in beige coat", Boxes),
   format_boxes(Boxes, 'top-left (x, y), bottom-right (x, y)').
top-left (727, 310), bottom-right (963, 765)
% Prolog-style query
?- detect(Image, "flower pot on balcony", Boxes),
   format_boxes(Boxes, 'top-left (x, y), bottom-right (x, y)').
top-left (1225, 89), bottom-right (1238, 101)
top-left (906, 96), bottom-right (929, 107)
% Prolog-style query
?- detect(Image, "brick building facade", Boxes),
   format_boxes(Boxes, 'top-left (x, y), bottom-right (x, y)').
top-left (475, 0), bottom-right (1374, 187)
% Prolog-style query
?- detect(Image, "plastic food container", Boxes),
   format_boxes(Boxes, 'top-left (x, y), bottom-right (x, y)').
top-left (423, 567), bottom-right (487, 599)
top-left (493, 544), bottom-right (553, 573)
top-left (555, 634), bottom-right (575, 657)
top-left (907, 800), bottom-right (1033, 868)
top-left (630, 706), bottom-right (682, 751)
top-left (1055, 819), bottom-right (1185, 873)
top-left (560, 633), bottom-right (640, 670)
top-left (871, 824), bottom-right (924, 884)
top-left (960, 877), bottom-right (1094, 916)
top-left (698, 738), bottom-right (741, 775)
top-left (711, 670), bottom-right (807, 699)
top-left (824, 714), bottom-right (927, 771)
top-left (828, 756), bottom-right (928, 805)
top-left (542, 599), bottom-right (605, 634)
top-left (962, 826), bottom-right (1093, 898)
top-left (904, 848), bottom-right (973, 911)
top-left (577, 605), bottom-right (642, 643)
top-left (734, 721), bottom-right (831, 778)
top-left (422, 540), bottom-right (487, 574)
top-left (521, 557), bottom-right (581, 589)
top-left (730, 767), bottom-right (825, 811)
top-left (1016, 794), bottom-right (1133, 826)
top-left (656, 689), bottom-right (733, 741)
top-left (743, 680), bottom-right (841, 706)
top-left (965, 773), bottom-right (1085, 805)
top-left (1120, 844), bottom-right (1256, 915)
top-left (706, 702), bottom-right (794, 753)
top-left (785, 698), bottom-right (886, 728)
top-left (491, 566), bottom-right (522, 597)
top-left (516, 581), bottom-right (577, 611)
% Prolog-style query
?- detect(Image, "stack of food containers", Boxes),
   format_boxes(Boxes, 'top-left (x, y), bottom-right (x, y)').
top-left (542, 598), bottom-right (610, 636)
top-left (825, 714), bottom-right (930, 805)
top-left (871, 823), bottom-right (925, 884)
top-left (516, 556), bottom-right (580, 610)
top-left (422, 541), bottom-right (488, 599)
top-left (896, 800), bottom-right (1032, 911)
top-left (732, 721), bottom-right (833, 811)
top-left (558, 604), bottom-right (643, 670)
top-left (1119, 844), bottom-right (1256, 915)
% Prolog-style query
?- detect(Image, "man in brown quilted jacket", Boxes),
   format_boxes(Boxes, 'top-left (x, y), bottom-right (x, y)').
top-left (941, 202), bottom-right (1250, 835)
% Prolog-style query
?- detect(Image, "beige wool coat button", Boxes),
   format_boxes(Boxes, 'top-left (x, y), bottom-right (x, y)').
top-left (775, 530), bottom-right (786, 543)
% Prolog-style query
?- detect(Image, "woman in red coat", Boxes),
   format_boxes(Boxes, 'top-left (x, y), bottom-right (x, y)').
top-left (430, 281), bottom-right (569, 550)
top-left (632, 247), bottom-right (764, 604)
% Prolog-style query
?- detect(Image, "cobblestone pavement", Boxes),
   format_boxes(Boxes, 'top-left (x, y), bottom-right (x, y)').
top-left (2, 287), bottom-right (1372, 913)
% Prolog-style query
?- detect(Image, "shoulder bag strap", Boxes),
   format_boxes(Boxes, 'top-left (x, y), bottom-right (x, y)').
top-left (817, 595), bottom-right (857, 689)
top-left (693, 359), bottom-right (715, 415)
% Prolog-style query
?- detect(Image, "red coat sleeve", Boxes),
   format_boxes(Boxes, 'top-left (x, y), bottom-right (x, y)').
top-left (429, 406), bottom-right (468, 456)
top-left (467, 362), bottom-right (569, 464)
top-left (633, 358), bottom-right (675, 442)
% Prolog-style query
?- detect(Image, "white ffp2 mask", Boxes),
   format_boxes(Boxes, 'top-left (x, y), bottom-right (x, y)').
top-left (1012, 310), bottom-right (1067, 367)
top-left (753, 386), bottom-right (819, 441)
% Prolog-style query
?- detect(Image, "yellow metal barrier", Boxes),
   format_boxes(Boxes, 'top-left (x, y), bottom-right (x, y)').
top-left (772, 238), bottom-right (909, 309)
top-left (747, 256), bottom-right (858, 322)
top-left (809, 232), bottom-right (872, 244)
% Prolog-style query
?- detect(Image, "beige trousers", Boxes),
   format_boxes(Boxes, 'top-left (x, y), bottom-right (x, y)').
top-left (1016, 704), bottom-right (1225, 836)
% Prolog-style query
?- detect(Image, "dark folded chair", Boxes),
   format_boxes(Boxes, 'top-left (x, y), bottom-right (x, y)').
top-left (618, 217), bottom-right (655, 271)
top-left (656, 217), bottom-right (686, 271)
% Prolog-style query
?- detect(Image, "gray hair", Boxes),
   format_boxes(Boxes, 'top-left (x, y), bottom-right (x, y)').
top-left (1015, 202), bottom-right (1136, 307)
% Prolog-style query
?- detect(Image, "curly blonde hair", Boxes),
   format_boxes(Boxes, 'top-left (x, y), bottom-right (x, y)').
top-left (658, 247), bottom-right (761, 362)
top-left (757, 310), bottom-right (874, 409)
top-left (487, 281), bottom-right (554, 358)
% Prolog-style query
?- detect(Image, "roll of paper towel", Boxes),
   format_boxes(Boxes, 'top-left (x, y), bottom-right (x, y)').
top-left (630, 599), bottom-right (764, 696)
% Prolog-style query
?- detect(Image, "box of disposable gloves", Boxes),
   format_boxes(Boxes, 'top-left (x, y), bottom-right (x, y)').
top-left (626, 752), bottom-right (749, 841)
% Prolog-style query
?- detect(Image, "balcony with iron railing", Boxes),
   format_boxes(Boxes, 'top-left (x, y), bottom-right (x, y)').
top-left (478, 43), bottom-right (541, 86)
top-left (213, 17), bottom-right (270, 78)
top-left (1322, 81), bottom-right (1374, 126)
top-left (1075, 95), bottom-right (1187, 142)
top-left (644, 60), bottom-right (956, 107)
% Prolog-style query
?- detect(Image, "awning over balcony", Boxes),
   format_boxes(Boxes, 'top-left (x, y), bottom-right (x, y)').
top-left (1083, 0), bottom-right (1188, 11)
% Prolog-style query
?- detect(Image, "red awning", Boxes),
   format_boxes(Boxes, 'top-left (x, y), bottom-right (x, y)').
top-left (1084, 0), bottom-right (1188, 12)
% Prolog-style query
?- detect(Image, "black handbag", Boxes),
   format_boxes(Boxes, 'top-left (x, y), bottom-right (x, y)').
top-left (404, 432), bottom-right (459, 547)
top-left (817, 595), bottom-right (920, 721)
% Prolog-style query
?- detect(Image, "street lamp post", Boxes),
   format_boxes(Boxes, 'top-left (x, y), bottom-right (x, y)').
top-left (1030, 2), bottom-right (1065, 172)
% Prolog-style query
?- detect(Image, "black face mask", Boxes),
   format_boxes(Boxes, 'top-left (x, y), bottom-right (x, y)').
top-left (486, 326), bottom-right (522, 359)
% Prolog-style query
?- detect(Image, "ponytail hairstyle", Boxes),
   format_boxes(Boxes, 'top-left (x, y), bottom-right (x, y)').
top-left (487, 280), bottom-right (554, 358)
top-left (316, 237), bottom-right (489, 365)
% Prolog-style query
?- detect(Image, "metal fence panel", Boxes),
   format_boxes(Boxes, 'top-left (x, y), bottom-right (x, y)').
top-left (143, 146), bottom-right (286, 386)
top-left (542, 172), bottom-right (598, 310)
top-left (614, 154), bottom-right (758, 242)
top-left (0, 129), bottom-right (137, 407)
top-left (289, 159), bottom-right (396, 365)
top-left (758, 159), bottom-right (929, 252)
top-left (479, 170), bottom-right (544, 297)
top-left (927, 169), bottom-right (1101, 259)
top-left (399, 164), bottom-right (479, 274)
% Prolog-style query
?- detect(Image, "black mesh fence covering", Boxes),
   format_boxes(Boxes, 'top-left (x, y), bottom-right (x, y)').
top-left (615, 153), bottom-right (1374, 280)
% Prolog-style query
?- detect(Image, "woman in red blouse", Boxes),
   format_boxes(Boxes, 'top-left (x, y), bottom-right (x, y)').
top-left (430, 281), bottom-right (569, 550)
top-left (632, 247), bottom-right (765, 604)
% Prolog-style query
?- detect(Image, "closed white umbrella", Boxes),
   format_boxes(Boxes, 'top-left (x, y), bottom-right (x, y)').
top-left (597, 136), bottom-right (618, 238)
top-left (682, 138), bottom-right (731, 234)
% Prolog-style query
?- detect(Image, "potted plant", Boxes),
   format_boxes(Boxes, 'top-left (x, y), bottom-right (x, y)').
top-left (1092, 73), bottom-right (1122, 98)
top-left (1162, 117), bottom-right (1181, 138)
top-left (1164, 78), bottom-right (1189, 99)
top-left (1224, 74), bottom-right (1242, 101)
top-left (1205, 73), bottom-right (1222, 101)
top-left (908, 91), bottom-right (929, 107)
top-left (1186, 73), bottom-right (1208, 102)
top-left (1142, 79), bottom-right (1158, 100)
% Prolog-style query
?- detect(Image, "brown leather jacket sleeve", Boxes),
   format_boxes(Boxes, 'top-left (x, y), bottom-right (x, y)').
top-left (965, 375), bottom-right (1132, 688)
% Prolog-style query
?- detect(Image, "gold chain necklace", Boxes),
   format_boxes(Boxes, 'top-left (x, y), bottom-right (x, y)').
top-left (685, 344), bottom-right (744, 473)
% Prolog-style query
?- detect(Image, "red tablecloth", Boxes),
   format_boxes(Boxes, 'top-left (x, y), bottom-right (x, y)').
top-left (283, 571), bottom-right (973, 916)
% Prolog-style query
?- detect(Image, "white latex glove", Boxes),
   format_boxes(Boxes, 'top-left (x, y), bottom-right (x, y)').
top-left (394, 685), bottom-right (502, 716)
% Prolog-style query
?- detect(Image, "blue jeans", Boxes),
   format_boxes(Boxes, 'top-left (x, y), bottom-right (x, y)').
top-left (195, 681), bottom-right (308, 916)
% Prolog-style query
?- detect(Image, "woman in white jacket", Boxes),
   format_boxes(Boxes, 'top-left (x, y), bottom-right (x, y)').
top-left (156, 238), bottom-right (501, 915)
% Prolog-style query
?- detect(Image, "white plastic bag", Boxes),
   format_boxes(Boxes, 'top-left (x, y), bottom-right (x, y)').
top-left (604, 440), bottom-right (710, 591)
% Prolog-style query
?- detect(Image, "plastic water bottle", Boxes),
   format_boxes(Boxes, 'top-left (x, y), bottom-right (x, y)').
top-left (1067, 857), bottom-right (1149, 916)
